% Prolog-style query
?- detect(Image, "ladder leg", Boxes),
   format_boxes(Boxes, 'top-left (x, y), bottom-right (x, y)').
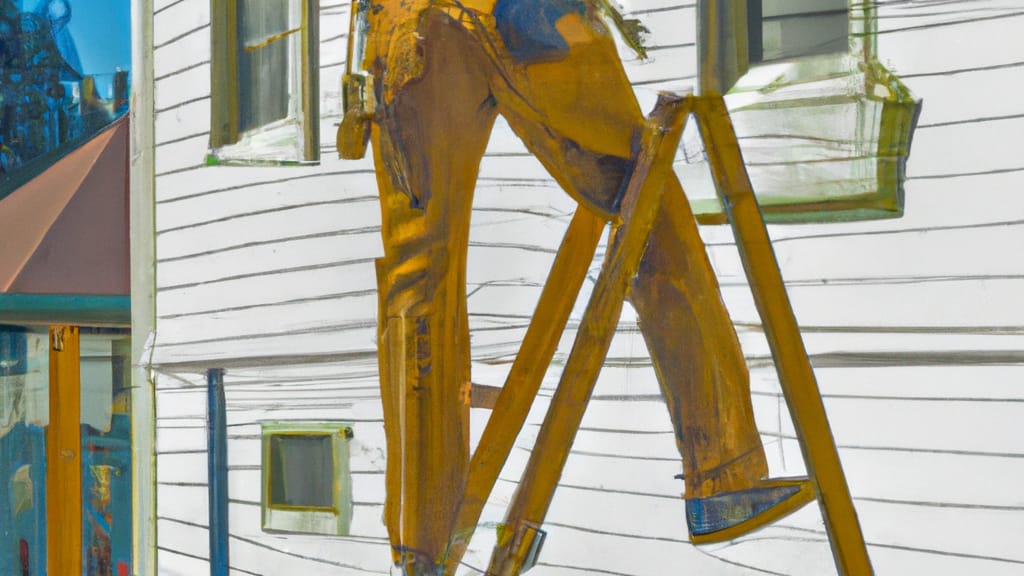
top-left (443, 208), bottom-right (605, 574)
top-left (695, 95), bottom-right (873, 576)
top-left (485, 93), bottom-right (691, 576)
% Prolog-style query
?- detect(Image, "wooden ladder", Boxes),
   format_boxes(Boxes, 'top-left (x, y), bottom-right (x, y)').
top-left (439, 93), bottom-right (873, 576)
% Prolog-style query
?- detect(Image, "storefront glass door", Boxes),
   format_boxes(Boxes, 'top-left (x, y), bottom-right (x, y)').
top-left (0, 325), bottom-right (131, 575)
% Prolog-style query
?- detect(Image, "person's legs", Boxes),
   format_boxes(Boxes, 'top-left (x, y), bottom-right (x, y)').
top-left (370, 9), bottom-right (498, 572)
top-left (483, 1), bottom-right (768, 498)
top-left (631, 180), bottom-right (769, 499)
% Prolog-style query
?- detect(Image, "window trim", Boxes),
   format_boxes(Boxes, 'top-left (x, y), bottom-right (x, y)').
top-left (209, 0), bottom-right (320, 164)
top-left (260, 422), bottom-right (353, 536)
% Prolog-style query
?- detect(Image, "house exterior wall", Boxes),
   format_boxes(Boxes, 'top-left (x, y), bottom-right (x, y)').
top-left (146, 0), bottom-right (1024, 574)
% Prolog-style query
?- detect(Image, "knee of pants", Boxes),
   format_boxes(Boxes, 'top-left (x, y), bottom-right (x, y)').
top-left (553, 138), bottom-right (636, 217)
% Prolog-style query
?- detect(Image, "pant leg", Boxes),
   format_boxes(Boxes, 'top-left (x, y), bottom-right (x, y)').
top-left (481, 4), bottom-right (768, 498)
top-left (370, 9), bottom-right (499, 570)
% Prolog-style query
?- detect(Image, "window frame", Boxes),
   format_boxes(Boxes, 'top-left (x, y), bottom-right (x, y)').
top-left (698, 0), bottom-right (874, 95)
top-left (260, 422), bottom-right (353, 535)
top-left (209, 0), bottom-right (320, 164)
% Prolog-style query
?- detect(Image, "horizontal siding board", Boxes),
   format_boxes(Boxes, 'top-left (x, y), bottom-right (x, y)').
top-left (150, 334), bottom-right (377, 367)
top-left (157, 518), bottom-right (210, 564)
top-left (907, 117), bottom-right (1024, 179)
top-left (153, 0), bottom-right (210, 47)
top-left (717, 279), bottom-right (1024, 327)
top-left (155, 98), bottom-right (212, 147)
top-left (158, 452), bottom-right (209, 484)
top-left (876, 14), bottom-right (1020, 76)
top-left (864, 545), bottom-right (1024, 576)
top-left (778, 364), bottom-right (1024, 401)
top-left (154, 133), bottom-right (209, 175)
top-left (907, 71), bottom-right (1023, 127)
top-left (156, 295), bottom-right (376, 345)
top-left (156, 175), bottom-right (377, 232)
top-left (153, 25), bottom-right (210, 80)
top-left (157, 264), bottom-right (376, 318)
top-left (158, 484), bottom-right (210, 526)
top-left (708, 224), bottom-right (1024, 284)
top-left (157, 386), bottom-right (207, 419)
top-left (226, 499), bottom-right (387, 540)
top-left (155, 158), bottom-right (376, 204)
top-left (157, 426), bottom-right (207, 453)
top-left (155, 64), bottom-right (211, 110)
top-left (849, 500), bottom-right (1024, 565)
top-left (156, 226), bottom-right (379, 285)
top-left (227, 533), bottom-right (390, 575)
top-left (157, 202), bottom-right (381, 261)
top-left (157, 548), bottom-right (211, 576)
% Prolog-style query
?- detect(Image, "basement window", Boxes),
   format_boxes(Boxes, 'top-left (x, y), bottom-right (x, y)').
top-left (261, 422), bottom-right (353, 535)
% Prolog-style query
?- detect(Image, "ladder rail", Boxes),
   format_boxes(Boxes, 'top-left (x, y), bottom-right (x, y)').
top-left (443, 208), bottom-right (606, 573)
top-left (695, 96), bottom-right (873, 576)
top-left (419, 93), bottom-right (872, 576)
top-left (484, 93), bottom-right (692, 576)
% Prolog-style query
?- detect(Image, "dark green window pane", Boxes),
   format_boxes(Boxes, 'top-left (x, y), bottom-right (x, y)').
top-left (269, 434), bottom-right (334, 509)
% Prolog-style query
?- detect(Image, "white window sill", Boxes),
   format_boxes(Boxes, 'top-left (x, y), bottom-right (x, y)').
top-left (208, 118), bottom-right (317, 166)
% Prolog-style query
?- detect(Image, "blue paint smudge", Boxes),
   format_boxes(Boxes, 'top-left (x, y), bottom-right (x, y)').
top-left (493, 0), bottom-right (588, 63)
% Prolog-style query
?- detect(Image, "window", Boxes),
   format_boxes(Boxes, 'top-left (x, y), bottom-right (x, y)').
top-left (209, 0), bottom-right (319, 163)
top-left (268, 434), bottom-right (335, 509)
top-left (749, 0), bottom-right (848, 64)
top-left (261, 422), bottom-right (353, 535)
top-left (699, 0), bottom-right (858, 94)
top-left (686, 0), bottom-right (920, 223)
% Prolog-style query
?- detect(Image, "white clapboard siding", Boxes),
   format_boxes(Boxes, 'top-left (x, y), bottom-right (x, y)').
top-left (150, 0), bottom-right (1024, 574)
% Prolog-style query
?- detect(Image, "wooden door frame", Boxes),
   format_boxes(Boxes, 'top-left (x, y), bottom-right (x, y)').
top-left (47, 325), bottom-right (83, 576)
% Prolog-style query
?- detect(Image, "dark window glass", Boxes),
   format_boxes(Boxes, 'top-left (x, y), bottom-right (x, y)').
top-left (750, 0), bottom-right (848, 63)
top-left (237, 0), bottom-right (291, 132)
top-left (269, 434), bottom-right (334, 509)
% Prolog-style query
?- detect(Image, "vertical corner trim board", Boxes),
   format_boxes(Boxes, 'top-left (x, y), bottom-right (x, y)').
top-left (47, 325), bottom-right (82, 576)
top-left (207, 368), bottom-right (229, 576)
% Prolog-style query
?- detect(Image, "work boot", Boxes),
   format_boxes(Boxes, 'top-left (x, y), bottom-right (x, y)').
top-left (685, 477), bottom-right (815, 544)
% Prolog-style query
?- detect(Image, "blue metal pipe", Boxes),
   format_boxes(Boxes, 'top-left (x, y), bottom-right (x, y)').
top-left (206, 368), bottom-right (228, 576)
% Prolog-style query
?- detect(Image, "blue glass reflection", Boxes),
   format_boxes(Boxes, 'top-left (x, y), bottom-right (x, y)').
top-left (0, 0), bottom-right (130, 193)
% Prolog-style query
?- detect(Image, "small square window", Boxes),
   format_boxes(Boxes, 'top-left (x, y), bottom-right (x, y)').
top-left (268, 434), bottom-right (334, 509)
top-left (261, 423), bottom-right (352, 535)
top-left (209, 0), bottom-right (320, 163)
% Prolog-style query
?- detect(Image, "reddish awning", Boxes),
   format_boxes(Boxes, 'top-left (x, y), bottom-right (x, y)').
top-left (0, 118), bottom-right (129, 297)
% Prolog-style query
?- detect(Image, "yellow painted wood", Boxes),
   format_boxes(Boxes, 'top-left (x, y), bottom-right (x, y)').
top-left (47, 325), bottom-right (82, 576)
top-left (485, 94), bottom-right (691, 576)
top-left (695, 95), bottom-right (873, 576)
top-left (467, 383), bottom-right (503, 409)
top-left (210, 0), bottom-right (239, 147)
top-left (301, 0), bottom-right (319, 161)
